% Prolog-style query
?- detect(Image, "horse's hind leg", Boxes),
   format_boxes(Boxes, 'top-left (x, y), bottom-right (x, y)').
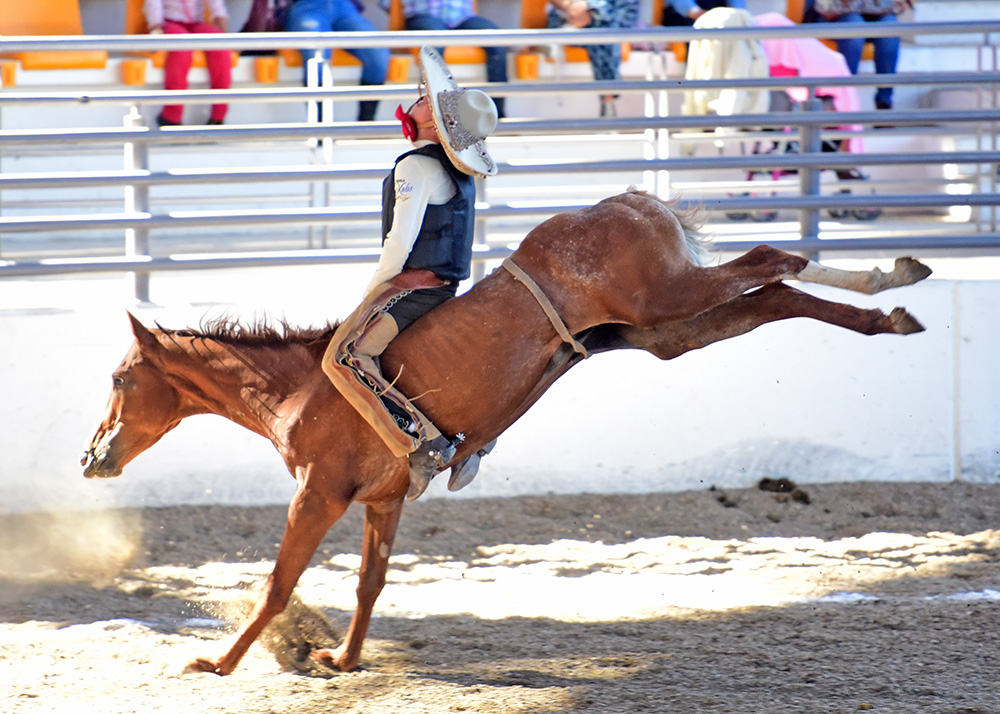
top-left (310, 499), bottom-right (404, 671)
top-left (624, 282), bottom-right (924, 361)
top-left (640, 245), bottom-right (926, 326)
top-left (797, 256), bottom-right (932, 295)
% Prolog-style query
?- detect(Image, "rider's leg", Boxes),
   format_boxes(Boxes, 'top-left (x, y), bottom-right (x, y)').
top-left (323, 290), bottom-right (419, 458)
top-left (322, 284), bottom-right (456, 496)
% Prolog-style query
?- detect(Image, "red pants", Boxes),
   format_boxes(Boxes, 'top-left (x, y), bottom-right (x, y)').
top-left (161, 20), bottom-right (231, 124)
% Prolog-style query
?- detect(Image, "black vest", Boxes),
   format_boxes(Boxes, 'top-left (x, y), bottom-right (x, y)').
top-left (381, 144), bottom-right (476, 283)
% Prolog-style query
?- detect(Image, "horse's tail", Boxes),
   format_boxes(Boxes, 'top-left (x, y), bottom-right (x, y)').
top-left (626, 187), bottom-right (712, 267)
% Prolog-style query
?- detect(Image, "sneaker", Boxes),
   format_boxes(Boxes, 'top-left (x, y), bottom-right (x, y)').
top-left (600, 98), bottom-right (617, 119)
top-left (206, 118), bottom-right (224, 125)
top-left (156, 113), bottom-right (180, 127)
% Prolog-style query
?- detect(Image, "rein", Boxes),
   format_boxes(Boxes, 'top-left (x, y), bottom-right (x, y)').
top-left (502, 256), bottom-right (589, 359)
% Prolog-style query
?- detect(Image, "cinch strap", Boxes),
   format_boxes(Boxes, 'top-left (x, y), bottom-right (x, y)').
top-left (502, 256), bottom-right (589, 359)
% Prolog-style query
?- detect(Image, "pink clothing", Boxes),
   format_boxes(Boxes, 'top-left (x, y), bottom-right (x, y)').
top-left (160, 20), bottom-right (231, 124)
top-left (753, 11), bottom-right (863, 152)
top-left (143, 0), bottom-right (228, 28)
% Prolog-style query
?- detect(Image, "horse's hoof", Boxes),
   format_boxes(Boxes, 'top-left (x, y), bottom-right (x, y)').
top-left (893, 257), bottom-right (933, 286)
top-left (310, 647), bottom-right (357, 672)
top-left (182, 657), bottom-right (224, 675)
top-left (889, 307), bottom-right (925, 334)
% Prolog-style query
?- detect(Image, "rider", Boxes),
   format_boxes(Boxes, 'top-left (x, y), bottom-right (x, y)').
top-left (322, 46), bottom-right (498, 501)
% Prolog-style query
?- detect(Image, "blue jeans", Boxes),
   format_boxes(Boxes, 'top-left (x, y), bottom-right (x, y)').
top-left (404, 13), bottom-right (507, 117)
top-left (547, 0), bottom-right (639, 85)
top-left (286, 0), bottom-right (389, 119)
top-left (817, 11), bottom-right (899, 108)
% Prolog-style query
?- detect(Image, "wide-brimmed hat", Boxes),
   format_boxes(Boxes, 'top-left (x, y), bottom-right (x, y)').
top-left (416, 46), bottom-right (498, 178)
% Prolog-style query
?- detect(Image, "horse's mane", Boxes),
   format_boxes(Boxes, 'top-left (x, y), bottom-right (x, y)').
top-left (164, 315), bottom-right (340, 348)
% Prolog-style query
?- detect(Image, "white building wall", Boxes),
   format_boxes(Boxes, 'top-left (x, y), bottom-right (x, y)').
top-left (1, 267), bottom-right (997, 515)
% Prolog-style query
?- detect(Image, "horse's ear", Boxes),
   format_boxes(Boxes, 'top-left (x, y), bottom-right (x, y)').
top-left (127, 311), bottom-right (159, 352)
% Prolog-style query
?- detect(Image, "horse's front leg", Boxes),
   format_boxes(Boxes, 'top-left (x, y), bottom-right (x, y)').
top-left (185, 482), bottom-right (349, 676)
top-left (624, 282), bottom-right (924, 360)
top-left (310, 498), bottom-right (404, 671)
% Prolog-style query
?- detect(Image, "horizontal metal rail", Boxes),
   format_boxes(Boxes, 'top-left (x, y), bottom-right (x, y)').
top-left (2, 149), bottom-right (997, 191)
top-left (0, 147), bottom-right (1000, 191)
top-left (0, 21), bottom-right (995, 53)
top-left (5, 233), bottom-right (1000, 278)
top-left (2, 71), bottom-right (996, 109)
top-left (2, 192), bottom-right (998, 235)
top-left (1, 108), bottom-right (997, 148)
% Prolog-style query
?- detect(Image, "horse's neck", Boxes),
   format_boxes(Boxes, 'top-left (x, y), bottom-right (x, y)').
top-left (169, 336), bottom-right (302, 440)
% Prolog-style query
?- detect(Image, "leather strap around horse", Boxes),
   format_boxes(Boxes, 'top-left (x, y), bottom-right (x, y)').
top-left (502, 256), bottom-right (589, 359)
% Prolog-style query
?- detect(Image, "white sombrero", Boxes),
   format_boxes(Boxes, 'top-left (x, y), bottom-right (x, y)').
top-left (417, 46), bottom-right (498, 178)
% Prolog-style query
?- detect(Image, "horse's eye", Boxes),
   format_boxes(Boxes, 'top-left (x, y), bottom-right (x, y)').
top-left (113, 376), bottom-right (125, 388)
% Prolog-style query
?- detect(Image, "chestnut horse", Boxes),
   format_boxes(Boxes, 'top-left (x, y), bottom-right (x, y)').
top-left (82, 191), bottom-right (930, 676)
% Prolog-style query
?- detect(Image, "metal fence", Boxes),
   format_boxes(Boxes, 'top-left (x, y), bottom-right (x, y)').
top-left (1, 21), bottom-right (998, 300)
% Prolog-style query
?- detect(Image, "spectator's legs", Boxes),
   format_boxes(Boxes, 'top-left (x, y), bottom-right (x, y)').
top-left (404, 14), bottom-right (448, 55)
top-left (825, 13), bottom-right (866, 74)
top-left (866, 13), bottom-right (900, 109)
top-left (161, 20), bottom-right (194, 124)
top-left (333, 0), bottom-right (390, 121)
top-left (286, 0), bottom-right (334, 75)
top-left (192, 22), bottom-right (231, 123)
top-left (454, 16), bottom-right (507, 117)
top-left (286, 0), bottom-right (334, 119)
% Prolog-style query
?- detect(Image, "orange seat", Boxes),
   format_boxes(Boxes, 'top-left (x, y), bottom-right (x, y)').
top-left (785, 0), bottom-right (875, 61)
top-left (275, 48), bottom-right (412, 82)
top-left (0, 0), bottom-right (108, 70)
top-left (124, 0), bottom-right (238, 70)
top-left (388, 0), bottom-right (487, 64)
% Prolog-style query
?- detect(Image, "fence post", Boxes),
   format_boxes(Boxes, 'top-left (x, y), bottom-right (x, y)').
top-left (472, 175), bottom-right (487, 282)
top-left (123, 106), bottom-right (151, 303)
top-left (798, 97), bottom-right (823, 255)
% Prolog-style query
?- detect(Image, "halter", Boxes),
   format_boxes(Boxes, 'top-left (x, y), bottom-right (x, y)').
top-left (502, 256), bottom-right (589, 359)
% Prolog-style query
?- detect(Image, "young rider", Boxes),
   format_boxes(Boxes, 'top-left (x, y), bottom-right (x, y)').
top-left (322, 46), bottom-right (498, 500)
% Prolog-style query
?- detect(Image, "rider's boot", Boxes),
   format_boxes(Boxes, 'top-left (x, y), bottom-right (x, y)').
top-left (407, 436), bottom-right (457, 500)
top-left (448, 438), bottom-right (498, 492)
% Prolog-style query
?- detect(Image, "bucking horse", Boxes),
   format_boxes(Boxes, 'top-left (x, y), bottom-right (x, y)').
top-left (81, 191), bottom-right (931, 675)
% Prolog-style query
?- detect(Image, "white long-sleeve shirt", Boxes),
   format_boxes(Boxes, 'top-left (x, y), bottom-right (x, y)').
top-left (143, 0), bottom-right (228, 28)
top-left (364, 141), bottom-right (457, 298)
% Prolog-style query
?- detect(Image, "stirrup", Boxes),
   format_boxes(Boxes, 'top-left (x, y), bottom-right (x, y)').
top-left (448, 438), bottom-right (498, 492)
top-left (406, 436), bottom-right (457, 501)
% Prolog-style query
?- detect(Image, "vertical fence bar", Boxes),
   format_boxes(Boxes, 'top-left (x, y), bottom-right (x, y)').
top-left (123, 107), bottom-right (151, 303)
top-left (471, 175), bottom-right (487, 283)
top-left (798, 97), bottom-right (823, 257)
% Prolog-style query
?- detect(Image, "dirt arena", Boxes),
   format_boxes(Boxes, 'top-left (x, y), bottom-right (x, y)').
top-left (2, 480), bottom-right (999, 714)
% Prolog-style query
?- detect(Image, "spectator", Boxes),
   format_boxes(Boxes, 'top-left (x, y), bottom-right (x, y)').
top-left (547, 0), bottom-right (639, 117)
top-left (144, 0), bottom-right (232, 126)
top-left (393, 0), bottom-right (507, 118)
top-left (804, 0), bottom-right (911, 110)
top-left (660, 0), bottom-right (744, 27)
top-left (285, 0), bottom-right (389, 121)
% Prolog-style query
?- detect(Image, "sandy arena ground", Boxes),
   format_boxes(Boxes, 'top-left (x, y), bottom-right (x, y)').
top-left (2, 480), bottom-right (999, 714)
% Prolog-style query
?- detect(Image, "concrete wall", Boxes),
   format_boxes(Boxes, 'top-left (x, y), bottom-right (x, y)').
top-left (1, 263), bottom-right (997, 514)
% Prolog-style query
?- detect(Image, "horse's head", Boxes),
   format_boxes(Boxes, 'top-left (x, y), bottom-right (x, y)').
top-left (81, 312), bottom-right (186, 479)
